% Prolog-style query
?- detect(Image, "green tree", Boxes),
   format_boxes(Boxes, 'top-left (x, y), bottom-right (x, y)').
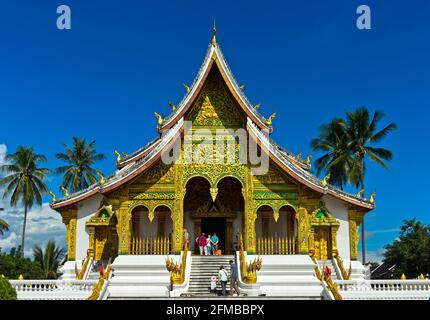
top-left (55, 137), bottom-right (106, 193)
top-left (0, 219), bottom-right (8, 236)
top-left (311, 118), bottom-right (352, 189)
top-left (383, 219), bottom-right (430, 278)
top-left (0, 275), bottom-right (17, 300)
top-left (0, 147), bottom-right (52, 257)
top-left (0, 247), bottom-right (44, 279)
top-left (32, 240), bottom-right (66, 279)
top-left (345, 107), bottom-right (397, 189)
top-left (311, 107), bottom-right (396, 190)
top-left (0, 208), bottom-right (8, 236)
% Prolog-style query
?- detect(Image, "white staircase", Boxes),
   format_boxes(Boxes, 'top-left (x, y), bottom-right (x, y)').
top-left (250, 255), bottom-right (324, 299)
top-left (187, 255), bottom-right (234, 296)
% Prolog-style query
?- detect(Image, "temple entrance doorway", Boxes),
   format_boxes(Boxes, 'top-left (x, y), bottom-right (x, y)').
top-left (184, 176), bottom-right (244, 255)
top-left (201, 217), bottom-right (226, 254)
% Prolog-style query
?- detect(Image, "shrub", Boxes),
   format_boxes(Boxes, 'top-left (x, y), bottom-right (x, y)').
top-left (0, 276), bottom-right (17, 300)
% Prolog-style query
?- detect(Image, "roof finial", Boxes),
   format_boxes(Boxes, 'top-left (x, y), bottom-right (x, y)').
top-left (212, 19), bottom-right (217, 46)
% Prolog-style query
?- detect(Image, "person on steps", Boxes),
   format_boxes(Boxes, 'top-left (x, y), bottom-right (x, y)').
top-left (218, 265), bottom-right (228, 296)
top-left (206, 234), bottom-right (212, 255)
top-left (211, 233), bottom-right (219, 255)
top-left (229, 259), bottom-right (239, 296)
top-left (198, 233), bottom-right (206, 255)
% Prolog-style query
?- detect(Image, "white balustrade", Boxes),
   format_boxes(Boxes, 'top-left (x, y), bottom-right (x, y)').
top-left (9, 280), bottom-right (97, 300)
top-left (335, 279), bottom-right (430, 300)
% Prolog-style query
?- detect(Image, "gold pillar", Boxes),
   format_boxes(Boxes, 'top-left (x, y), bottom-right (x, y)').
top-left (88, 226), bottom-right (95, 258)
top-left (173, 187), bottom-right (185, 254)
top-left (348, 209), bottom-right (363, 261)
top-left (298, 191), bottom-right (320, 255)
top-left (243, 169), bottom-right (256, 254)
top-left (62, 207), bottom-right (77, 261)
top-left (296, 207), bottom-right (311, 254)
top-left (331, 225), bottom-right (339, 257)
top-left (308, 226), bottom-right (315, 256)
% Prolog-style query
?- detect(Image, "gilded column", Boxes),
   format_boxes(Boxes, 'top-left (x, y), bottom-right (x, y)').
top-left (110, 189), bottom-right (130, 255)
top-left (173, 164), bottom-right (185, 254)
top-left (87, 226), bottom-right (95, 258)
top-left (348, 209), bottom-right (363, 261)
top-left (243, 168), bottom-right (256, 254)
top-left (62, 206), bottom-right (77, 261)
top-left (118, 201), bottom-right (131, 255)
top-left (296, 207), bottom-right (310, 254)
top-left (331, 225), bottom-right (339, 257)
top-left (297, 191), bottom-right (320, 255)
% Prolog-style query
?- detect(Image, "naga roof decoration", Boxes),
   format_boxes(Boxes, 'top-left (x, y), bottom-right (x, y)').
top-left (51, 32), bottom-right (375, 211)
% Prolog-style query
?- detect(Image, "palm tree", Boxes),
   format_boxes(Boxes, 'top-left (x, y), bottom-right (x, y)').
top-left (0, 147), bottom-right (52, 256)
top-left (55, 137), bottom-right (106, 193)
top-left (311, 107), bottom-right (396, 191)
top-left (345, 107), bottom-right (397, 189)
top-left (33, 240), bottom-right (66, 279)
top-left (0, 208), bottom-right (9, 236)
top-left (310, 118), bottom-right (353, 190)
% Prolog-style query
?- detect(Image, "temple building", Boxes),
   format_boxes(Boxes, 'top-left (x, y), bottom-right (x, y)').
top-left (49, 27), bottom-right (377, 299)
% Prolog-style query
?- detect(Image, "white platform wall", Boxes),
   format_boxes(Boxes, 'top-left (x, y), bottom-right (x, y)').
top-left (76, 194), bottom-right (104, 261)
top-left (323, 195), bottom-right (350, 261)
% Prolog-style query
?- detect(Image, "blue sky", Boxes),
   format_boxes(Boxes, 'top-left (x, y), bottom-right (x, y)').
top-left (0, 0), bottom-right (429, 261)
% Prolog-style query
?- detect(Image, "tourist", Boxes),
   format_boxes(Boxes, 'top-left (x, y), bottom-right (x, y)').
top-left (183, 228), bottom-right (189, 250)
top-left (206, 234), bottom-right (212, 255)
top-left (229, 259), bottom-right (239, 296)
top-left (218, 266), bottom-right (228, 296)
top-left (211, 233), bottom-right (219, 254)
top-left (198, 233), bottom-right (206, 255)
top-left (210, 274), bottom-right (217, 294)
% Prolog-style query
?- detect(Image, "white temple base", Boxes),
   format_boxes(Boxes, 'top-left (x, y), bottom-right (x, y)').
top-left (248, 255), bottom-right (323, 299)
top-left (107, 255), bottom-right (172, 299)
top-left (58, 261), bottom-right (78, 281)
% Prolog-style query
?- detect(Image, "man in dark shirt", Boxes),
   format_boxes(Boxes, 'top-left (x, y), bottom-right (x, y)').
top-left (229, 259), bottom-right (239, 296)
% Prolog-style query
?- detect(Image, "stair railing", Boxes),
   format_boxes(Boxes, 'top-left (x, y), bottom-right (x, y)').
top-left (87, 259), bottom-right (113, 300)
top-left (76, 251), bottom-right (92, 280)
top-left (165, 243), bottom-right (188, 286)
top-left (334, 255), bottom-right (352, 280)
top-left (239, 235), bottom-right (262, 284)
top-left (312, 256), bottom-right (342, 300)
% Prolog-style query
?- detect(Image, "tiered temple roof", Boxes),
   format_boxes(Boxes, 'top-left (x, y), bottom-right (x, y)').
top-left (51, 33), bottom-right (375, 211)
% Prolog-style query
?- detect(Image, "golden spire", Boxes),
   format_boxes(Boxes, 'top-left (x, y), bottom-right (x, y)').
top-left (212, 19), bottom-right (217, 46)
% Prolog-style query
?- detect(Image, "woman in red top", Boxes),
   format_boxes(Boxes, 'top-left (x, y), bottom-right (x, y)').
top-left (198, 233), bottom-right (207, 255)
